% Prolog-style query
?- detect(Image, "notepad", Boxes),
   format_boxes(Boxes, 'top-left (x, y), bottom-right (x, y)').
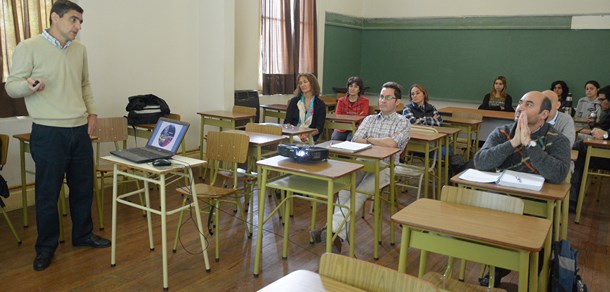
top-left (329, 141), bottom-right (372, 153)
top-left (458, 168), bottom-right (545, 191)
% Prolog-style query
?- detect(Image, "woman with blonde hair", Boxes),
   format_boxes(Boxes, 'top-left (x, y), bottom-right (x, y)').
top-left (478, 76), bottom-right (514, 112)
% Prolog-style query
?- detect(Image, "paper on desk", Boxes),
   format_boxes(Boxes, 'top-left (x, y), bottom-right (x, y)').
top-left (458, 168), bottom-right (502, 183)
top-left (329, 141), bottom-right (372, 153)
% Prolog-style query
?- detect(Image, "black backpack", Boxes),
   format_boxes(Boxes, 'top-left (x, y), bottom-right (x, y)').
top-left (125, 94), bottom-right (170, 125)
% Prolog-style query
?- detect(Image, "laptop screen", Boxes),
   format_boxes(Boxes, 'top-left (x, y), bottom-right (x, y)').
top-left (146, 117), bottom-right (190, 153)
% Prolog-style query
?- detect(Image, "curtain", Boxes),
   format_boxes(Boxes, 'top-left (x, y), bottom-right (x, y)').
top-left (0, 0), bottom-right (53, 118)
top-left (260, 0), bottom-right (317, 95)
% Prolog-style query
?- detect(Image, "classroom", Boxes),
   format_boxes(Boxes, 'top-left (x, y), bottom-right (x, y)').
top-left (1, 0), bottom-right (609, 291)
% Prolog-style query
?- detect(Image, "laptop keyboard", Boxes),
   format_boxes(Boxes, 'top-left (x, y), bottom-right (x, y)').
top-left (129, 148), bottom-right (163, 159)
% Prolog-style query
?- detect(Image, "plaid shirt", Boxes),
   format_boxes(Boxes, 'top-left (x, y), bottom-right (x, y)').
top-left (352, 112), bottom-right (411, 164)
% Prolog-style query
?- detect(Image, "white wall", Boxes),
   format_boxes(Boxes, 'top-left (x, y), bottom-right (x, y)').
top-left (362, 0), bottom-right (610, 18)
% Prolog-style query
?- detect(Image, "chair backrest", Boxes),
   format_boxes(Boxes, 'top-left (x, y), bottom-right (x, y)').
top-left (319, 253), bottom-right (438, 292)
top-left (452, 111), bottom-right (483, 121)
top-left (245, 123), bottom-right (282, 136)
top-left (95, 117), bottom-right (129, 144)
top-left (403, 126), bottom-right (440, 167)
top-left (164, 113), bottom-right (181, 121)
top-left (206, 131), bottom-right (250, 164)
top-left (0, 134), bottom-right (8, 167)
top-left (233, 105), bottom-right (257, 116)
top-left (411, 125), bottom-right (439, 135)
top-left (440, 185), bottom-right (524, 214)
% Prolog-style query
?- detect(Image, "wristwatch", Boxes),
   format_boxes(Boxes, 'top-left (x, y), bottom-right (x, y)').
top-left (528, 140), bottom-right (537, 148)
top-left (604, 133), bottom-right (608, 140)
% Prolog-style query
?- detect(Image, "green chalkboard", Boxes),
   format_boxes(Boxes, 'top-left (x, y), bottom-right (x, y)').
top-left (323, 17), bottom-right (610, 104)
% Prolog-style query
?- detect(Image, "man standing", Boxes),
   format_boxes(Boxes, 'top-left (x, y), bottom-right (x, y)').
top-left (474, 91), bottom-right (571, 286)
top-left (6, 1), bottom-right (110, 271)
top-left (311, 81), bottom-right (411, 253)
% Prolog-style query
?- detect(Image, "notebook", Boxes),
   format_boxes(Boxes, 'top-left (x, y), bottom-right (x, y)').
top-left (458, 168), bottom-right (545, 191)
top-left (329, 141), bottom-right (372, 153)
top-left (111, 117), bottom-right (190, 163)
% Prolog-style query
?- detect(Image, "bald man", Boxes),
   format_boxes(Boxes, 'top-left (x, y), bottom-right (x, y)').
top-left (474, 91), bottom-right (571, 286)
top-left (542, 90), bottom-right (576, 146)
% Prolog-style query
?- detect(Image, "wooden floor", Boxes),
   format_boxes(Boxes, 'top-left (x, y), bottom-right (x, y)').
top-left (0, 175), bottom-right (608, 291)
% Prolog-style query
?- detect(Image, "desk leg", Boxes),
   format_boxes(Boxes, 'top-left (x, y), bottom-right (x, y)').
top-left (423, 144), bottom-right (430, 199)
top-left (373, 161), bottom-right (381, 260)
top-left (253, 167), bottom-right (268, 276)
top-left (187, 167), bottom-right (211, 271)
top-left (444, 136), bottom-right (450, 186)
top-left (325, 181), bottom-right (334, 253)
top-left (390, 159), bottom-right (396, 245)
top-left (540, 227), bottom-right (552, 291)
top-left (398, 226), bottom-right (411, 273)
top-left (465, 126), bottom-right (472, 161)
top-left (575, 146), bottom-right (592, 224)
top-left (561, 195), bottom-right (569, 240)
top-left (19, 140), bottom-right (28, 227)
top-left (144, 181), bottom-right (154, 250)
top-left (349, 172), bottom-right (356, 257)
top-left (111, 164), bottom-right (119, 268)
top-left (515, 251), bottom-right (529, 292)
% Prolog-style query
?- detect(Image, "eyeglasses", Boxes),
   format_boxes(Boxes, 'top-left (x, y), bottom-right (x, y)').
top-left (379, 94), bottom-right (396, 101)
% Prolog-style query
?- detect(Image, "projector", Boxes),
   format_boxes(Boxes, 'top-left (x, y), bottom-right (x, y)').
top-left (278, 144), bottom-right (329, 162)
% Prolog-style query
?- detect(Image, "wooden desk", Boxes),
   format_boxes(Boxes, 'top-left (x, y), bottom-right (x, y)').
top-left (451, 170), bottom-right (570, 241)
top-left (432, 126), bottom-right (461, 185)
top-left (260, 104), bottom-right (288, 123)
top-left (408, 131), bottom-right (446, 198)
top-left (103, 155), bottom-right (209, 290)
top-left (260, 122), bottom-right (316, 145)
top-left (439, 107), bottom-right (512, 144)
top-left (259, 270), bottom-right (366, 292)
top-left (197, 110), bottom-right (256, 161)
top-left (392, 198), bottom-right (551, 292)
top-left (317, 140), bottom-right (400, 259)
top-left (325, 113), bottom-right (365, 134)
top-left (575, 138), bottom-right (610, 223)
top-left (253, 156), bottom-right (362, 276)
top-left (441, 117), bottom-right (483, 161)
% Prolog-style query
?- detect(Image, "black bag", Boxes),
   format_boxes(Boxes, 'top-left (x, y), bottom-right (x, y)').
top-left (0, 174), bottom-right (9, 208)
top-left (549, 240), bottom-right (587, 292)
top-left (125, 94), bottom-right (170, 125)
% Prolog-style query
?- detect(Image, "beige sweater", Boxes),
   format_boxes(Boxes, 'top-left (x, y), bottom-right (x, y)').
top-left (6, 35), bottom-right (96, 127)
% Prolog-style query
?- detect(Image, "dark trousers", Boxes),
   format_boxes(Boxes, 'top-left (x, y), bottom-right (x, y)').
top-left (30, 123), bottom-right (94, 254)
top-left (570, 140), bottom-right (610, 203)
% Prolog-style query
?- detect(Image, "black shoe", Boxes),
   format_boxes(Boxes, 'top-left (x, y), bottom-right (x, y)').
top-left (33, 251), bottom-right (54, 271)
top-left (479, 267), bottom-right (510, 287)
top-left (73, 233), bottom-right (111, 248)
top-left (569, 201), bottom-right (577, 214)
top-left (311, 227), bottom-right (342, 253)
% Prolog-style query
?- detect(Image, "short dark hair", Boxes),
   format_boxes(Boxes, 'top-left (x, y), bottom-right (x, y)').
top-left (550, 80), bottom-right (570, 101)
top-left (585, 80), bottom-right (600, 90)
top-left (382, 81), bottom-right (402, 100)
top-left (540, 96), bottom-right (552, 114)
top-left (346, 76), bottom-right (364, 96)
top-left (50, 0), bottom-right (83, 24)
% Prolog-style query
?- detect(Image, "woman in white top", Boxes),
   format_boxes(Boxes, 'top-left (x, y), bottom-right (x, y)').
top-left (574, 80), bottom-right (601, 119)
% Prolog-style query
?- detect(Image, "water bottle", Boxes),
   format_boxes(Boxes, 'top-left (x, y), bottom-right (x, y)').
top-left (588, 111), bottom-right (597, 129)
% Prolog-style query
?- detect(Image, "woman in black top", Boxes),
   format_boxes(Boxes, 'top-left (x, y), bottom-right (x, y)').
top-left (478, 76), bottom-right (514, 112)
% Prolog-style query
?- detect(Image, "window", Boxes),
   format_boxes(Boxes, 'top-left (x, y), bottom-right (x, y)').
top-left (0, 0), bottom-right (52, 118)
top-left (259, 0), bottom-right (317, 95)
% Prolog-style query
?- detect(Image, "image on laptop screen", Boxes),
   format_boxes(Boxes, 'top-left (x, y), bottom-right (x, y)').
top-left (147, 119), bottom-right (188, 153)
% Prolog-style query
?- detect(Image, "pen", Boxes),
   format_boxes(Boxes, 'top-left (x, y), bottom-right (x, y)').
top-left (515, 175), bottom-right (522, 183)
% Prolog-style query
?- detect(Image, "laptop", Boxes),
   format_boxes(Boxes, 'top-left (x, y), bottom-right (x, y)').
top-left (111, 117), bottom-right (190, 163)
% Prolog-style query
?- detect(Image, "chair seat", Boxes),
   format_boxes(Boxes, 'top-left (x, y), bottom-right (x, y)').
top-left (422, 272), bottom-right (507, 292)
top-left (176, 183), bottom-right (238, 199)
top-left (218, 170), bottom-right (256, 182)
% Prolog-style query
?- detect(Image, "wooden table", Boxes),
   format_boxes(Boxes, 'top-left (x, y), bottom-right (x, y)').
top-left (317, 140), bottom-right (400, 259)
top-left (575, 138), bottom-right (610, 223)
top-left (260, 104), bottom-right (288, 123)
top-left (408, 131), bottom-right (446, 198)
top-left (324, 114), bottom-right (365, 139)
top-left (441, 117), bottom-right (483, 161)
top-left (439, 107), bottom-right (512, 146)
top-left (451, 170), bottom-right (570, 241)
top-left (392, 198), bottom-right (551, 292)
top-left (258, 270), bottom-right (365, 292)
top-left (197, 110), bottom-right (256, 162)
top-left (433, 126), bottom-right (461, 185)
top-left (103, 155), bottom-right (209, 290)
top-left (253, 156), bottom-right (362, 276)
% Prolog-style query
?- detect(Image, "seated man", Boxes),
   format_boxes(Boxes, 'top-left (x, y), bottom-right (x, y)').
top-left (474, 91), bottom-right (571, 286)
top-left (570, 85), bottom-right (610, 211)
top-left (310, 81), bottom-right (410, 253)
top-left (542, 90), bottom-right (576, 147)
